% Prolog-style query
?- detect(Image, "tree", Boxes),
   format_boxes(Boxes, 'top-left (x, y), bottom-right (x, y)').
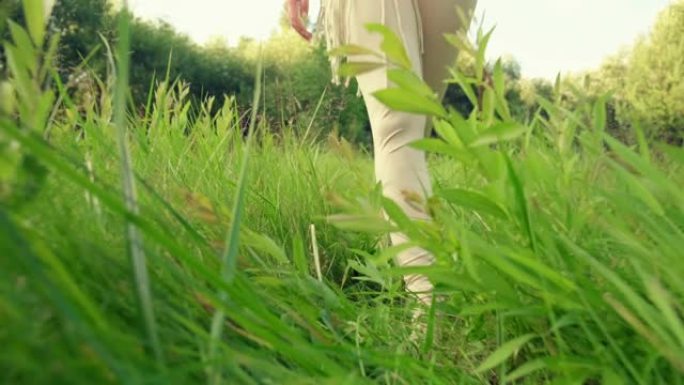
top-left (237, 18), bottom-right (369, 144)
top-left (50, 0), bottom-right (112, 75)
top-left (623, 1), bottom-right (684, 143)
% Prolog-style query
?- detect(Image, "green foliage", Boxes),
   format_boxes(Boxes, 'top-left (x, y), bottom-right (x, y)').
top-left (0, 0), bottom-right (57, 207)
top-left (14, 0), bottom-right (370, 146)
top-left (0, 0), bottom-right (21, 37)
top-left (566, 0), bottom-right (684, 144)
top-left (623, 0), bottom-right (684, 143)
top-left (0, 0), bottom-right (22, 74)
top-left (329, 23), bottom-right (684, 384)
top-left (126, 20), bottom-right (252, 106)
top-left (238, 31), bottom-right (369, 146)
top-left (49, 0), bottom-right (112, 75)
top-left (2, 3), bottom-right (684, 385)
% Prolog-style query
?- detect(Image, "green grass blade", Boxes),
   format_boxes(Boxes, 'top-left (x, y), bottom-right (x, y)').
top-left (0, 209), bottom-right (135, 383)
top-left (475, 334), bottom-right (536, 374)
top-left (113, 6), bottom-right (163, 366)
top-left (208, 55), bottom-right (263, 385)
top-left (506, 156), bottom-right (536, 251)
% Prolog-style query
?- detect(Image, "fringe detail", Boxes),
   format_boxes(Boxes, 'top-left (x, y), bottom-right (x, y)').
top-left (319, 0), bottom-right (348, 85)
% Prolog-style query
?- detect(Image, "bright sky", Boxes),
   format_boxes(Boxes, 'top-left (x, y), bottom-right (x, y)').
top-left (127, 0), bottom-right (672, 79)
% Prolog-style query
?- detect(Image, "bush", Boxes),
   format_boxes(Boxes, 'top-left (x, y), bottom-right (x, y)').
top-left (568, 1), bottom-right (684, 144)
top-left (623, 0), bottom-right (684, 143)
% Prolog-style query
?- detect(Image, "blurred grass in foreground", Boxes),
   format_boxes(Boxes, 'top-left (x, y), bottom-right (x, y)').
top-left (1, 1), bottom-right (683, 384)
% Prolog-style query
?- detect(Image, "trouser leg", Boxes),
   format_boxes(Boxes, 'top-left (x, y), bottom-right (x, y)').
top-left (418, 0), bottom-right (477, 99)
top-left (347, 0), bottom-right (434, 304)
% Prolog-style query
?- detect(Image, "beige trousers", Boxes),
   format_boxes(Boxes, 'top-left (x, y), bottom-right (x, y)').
top-left (345, 0), bottom-right (476, 304)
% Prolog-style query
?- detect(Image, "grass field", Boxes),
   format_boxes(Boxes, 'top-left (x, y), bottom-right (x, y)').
top-left (2, 7), bottom-right (684, 385)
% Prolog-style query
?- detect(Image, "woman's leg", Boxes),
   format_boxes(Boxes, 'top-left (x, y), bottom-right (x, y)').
top-left (418, 0), bottom-right (477, 101)
top-left (347, 0), bottom-right (435, 304)
top-left (345, 0), bottom-right (476, 305)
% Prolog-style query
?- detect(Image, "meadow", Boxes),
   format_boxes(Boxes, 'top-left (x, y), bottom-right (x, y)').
top-left (1, 3), bottom-right (684, 385)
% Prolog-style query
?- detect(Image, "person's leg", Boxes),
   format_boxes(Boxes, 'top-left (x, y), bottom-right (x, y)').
top-left (418, 0), bottom-right (477, 99)
top-left (418, 0), bottom-right (477, 138)
top-left (346, 0), bottom-right (435, 304)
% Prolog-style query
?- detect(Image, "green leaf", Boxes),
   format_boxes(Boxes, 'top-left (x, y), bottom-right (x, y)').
top-left (474, 150), bottom-right (506, 182)
top-left (633, 120), bottom-right (651, 162)
top-left (292, 234), bottom-right (308, 275)
top-left (448, 109), bottom-right (478, 144)
top-left (242, 229), bottom-right (289, 265)
top-left (491, 60), bottom-right (513, 122)
top-left (326, 214), bottom-right (395, 233)
top-left (480, 252), bottom-right (544, 292)
top-left (475, 28), bottom-right (495, 82)
top-left (387, 68), bottom-right (435, 98)
top-left (506, 358), bottom-right (548, 382)
top-left (40, 33), bottom-right (61, 82)
top-left (373, 88), bottom-right (447, 118)
top-left (553, 73), bottom-right (562, 99)
top-left (444, 32), bottom-right (473, 54)
top-left (338, 61), bottom-right (384, 77)
top-left (209, 52), bottom-right (263, 385)
top-left (507, 251), bottom-right (577, 293)
top-left (432, 116), bottom-right (465, 148)
top-left (657, 143), bottom-right (684, 165)
top-left (5, 44), bottom-right (35, 102)
top-left (564, 238), bottom-right (672, 350)
top-left (112, 8), bottom-right (163, 366)
top-left (381, 196), bottom-right (418, 234)
top-left (347, 260), bottom-right (387, 288)
top-left (646, 278), bottom-right (684, 347)
top-left (493, 59), bottom-right (505, 97)
top-left (612, 163), bottom-right (665, 217)
top-left (506, 157), bottom-right (536, 251)
top-left (8, 20), bottom-right (37, 75)
top-left (0, 210), bottom-right (130, 382)
top-left (458, 226), bottom-right (481, 283)
top-left (469, 122), bottom-right (528, 147)
top-left (448, 68), bottom-right (479, 107)
top-left (35, 89), bottom-right (55, 132)
top-left (370, 242), bottom-right (414, 265)
top-left (475, 334), bottom-right (536, 373)
top-left (439, 188), bottom-right (508, 219)
top-left (328, 44), bottom-right (381, 58)
top-left (604, 134), bottom-right (683, 203)
top-left (22, 0), bottom-right (46, 46)
top-left (593, 95), bottom-right (607, 133)
top-left (0, 81), bottom-right (16, 115)
top-left (366, 23), bottom-right (412, 69)
top-left (481, 87), bottom-right (496, 124)
top-left (409, 138), bottom-right (471, 162)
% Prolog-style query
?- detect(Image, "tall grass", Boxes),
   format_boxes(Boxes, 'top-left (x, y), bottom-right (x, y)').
top-left (1, 2), bottom-right (683, 385)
